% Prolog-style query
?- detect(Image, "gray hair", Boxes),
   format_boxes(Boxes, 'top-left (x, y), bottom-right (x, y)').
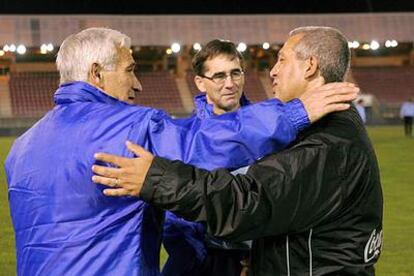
top-left (289, 26), bottom-right (350, 83)
top-left (56, 27), bottom-right (131, 84)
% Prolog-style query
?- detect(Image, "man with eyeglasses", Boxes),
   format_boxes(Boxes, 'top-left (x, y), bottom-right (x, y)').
top-left (93, 27), bottom-right (382, 275)
top-left (193, 40), bottom-right (246, 115)
top-left (6, 27), bottom-right (359, 275)
top-left (162, 39), bottom-right (254, 276)
top-left (92, 39), bottom-right (358, 276)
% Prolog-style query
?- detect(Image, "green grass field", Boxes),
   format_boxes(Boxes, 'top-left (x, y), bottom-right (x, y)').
top-left (1, 126), bottom-right (413, 275)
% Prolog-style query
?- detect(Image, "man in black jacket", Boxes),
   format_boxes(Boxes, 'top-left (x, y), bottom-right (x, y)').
top-left (93, 26), bottom-right (383, 275)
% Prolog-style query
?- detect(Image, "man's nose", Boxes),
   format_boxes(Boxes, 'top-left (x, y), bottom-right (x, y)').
top-left (270, 64), bottom-right (278, 78)
top-left (133, 77), bottom-right (143, 92)
top-left (223, 75), bottom-right (235, 87)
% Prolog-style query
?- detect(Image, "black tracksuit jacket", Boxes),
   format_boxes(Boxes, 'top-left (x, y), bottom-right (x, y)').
top-left (141, 107), bottom-right (383, 275)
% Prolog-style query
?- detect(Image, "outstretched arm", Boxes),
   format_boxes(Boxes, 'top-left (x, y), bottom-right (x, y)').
top-left (148, 82), bottom-right (358, 170)
top-left (93, 82), bottom-right (358, 177)
top-left (92, 138), bottom-right (362, 242)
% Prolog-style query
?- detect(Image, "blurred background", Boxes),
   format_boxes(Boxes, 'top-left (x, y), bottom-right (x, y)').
top-left (0, 0), bottom-right (414, 133)
top-left (0, 1), bottom-right (413, 275)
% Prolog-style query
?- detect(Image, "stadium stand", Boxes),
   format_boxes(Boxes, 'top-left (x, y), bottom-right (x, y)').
top-left (352, 66), bottom-right (414, 104)
top-left (242, 71), bottom-right (269, 102)
top-left (1, 13), bottom-right (414, 123)
top-left (9, 72), bottom-right (59, 117)
top-left (185, 71), bottom-right (203, 97)
top-left (4, 66), bottom-right (414, 122)
top-left (8, 71), bottom-right (185, 117)
top-left (133, 71), bottom-right (184, 113)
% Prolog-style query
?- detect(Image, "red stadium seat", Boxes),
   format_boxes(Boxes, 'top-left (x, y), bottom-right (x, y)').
top-left (134, 71), bottom-right (184, 113)
top-left (353, 66), bottom-right (414, 104)
top-left (9, 72), bottom-right (59, 117)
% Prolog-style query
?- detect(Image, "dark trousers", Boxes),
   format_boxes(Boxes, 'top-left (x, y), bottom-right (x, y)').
top-left (404, 116), bottom-right (413, 136)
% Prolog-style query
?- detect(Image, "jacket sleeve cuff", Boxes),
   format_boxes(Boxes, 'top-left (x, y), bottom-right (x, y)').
top-left (140, 156), bottom-right (170, 202)
top-left (284, 98), bottom-right (310, 132)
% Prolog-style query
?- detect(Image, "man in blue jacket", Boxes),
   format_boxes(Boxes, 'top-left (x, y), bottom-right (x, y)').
top-left (93, 26), bottom-right (381, 276)
top-left (162, 39), bottom-right (254, 276)
top-left (5, 27), bottom-right (358, 275)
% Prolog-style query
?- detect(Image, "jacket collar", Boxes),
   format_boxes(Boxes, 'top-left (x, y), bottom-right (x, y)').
top-left (54, 81), bottom-right (121, 105)
top-left (193, 93), bottom-right (251, 119)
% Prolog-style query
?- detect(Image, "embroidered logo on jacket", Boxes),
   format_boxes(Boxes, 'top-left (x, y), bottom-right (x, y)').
top-left (364, 229), bottom-right (383, 263)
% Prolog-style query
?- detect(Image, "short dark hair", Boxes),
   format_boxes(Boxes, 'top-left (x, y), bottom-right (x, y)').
top-left (192, 39), bottom-right (244, 76)
top-left (289, 26), bottom-right (350, 83)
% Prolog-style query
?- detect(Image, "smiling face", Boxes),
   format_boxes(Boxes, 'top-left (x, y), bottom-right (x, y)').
top-left (194, 54), bottom-right (244, 115)
top-left (95, 47), bottom-right (142, 104)
top-left (269, 34), bottom-right (309, 102)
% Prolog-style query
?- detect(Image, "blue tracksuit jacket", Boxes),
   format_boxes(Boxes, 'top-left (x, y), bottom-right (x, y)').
top-left (5, 81), bottom-right (308, 275)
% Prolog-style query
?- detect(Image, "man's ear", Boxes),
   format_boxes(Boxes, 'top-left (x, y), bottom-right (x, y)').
top-left (194, 75), bottom-right (207, 93)
top-left (89, 63), bottom-right (104, 88)
top-left (304, 56), bottom-right (319, 79)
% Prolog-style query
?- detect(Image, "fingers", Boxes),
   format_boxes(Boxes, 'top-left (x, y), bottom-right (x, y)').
top-left (126, 141), bottom-right (153, 159)
top-left (319, 82), bottom-right (356, 91)
top-left (317, 87), bottom-right (359, 98)
top-left (92, 143), bottom-right (152, 198)
top-left (103, 188), bottom-right (130, 197)
top-left (92, 174), bottom-right (119, 187)
top-left (326, 93), bottom-right (358, 104)
top-left (93, 174), bottom-right (141, 197)
top-left (325, 87), bottom-right (360, 97)
top-left (301, 83), bottom-right (359, 102)
top-left (315, 82), bottom-right (359, 97)
top-left (94, 152), bottom-right (129, 167)
top-left (301, 81), bottom-right (359, 123)
top-left (92, 164), bottom-right (122, 178)
top-left (324, 103), bottom-right (351, 113)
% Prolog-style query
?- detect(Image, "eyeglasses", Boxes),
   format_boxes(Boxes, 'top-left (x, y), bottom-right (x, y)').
top-left (200, 69), bottom-right (244, 85)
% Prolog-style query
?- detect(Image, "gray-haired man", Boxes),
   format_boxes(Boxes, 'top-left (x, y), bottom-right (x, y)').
top-left (94, 26), bottom-right (382, 275)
